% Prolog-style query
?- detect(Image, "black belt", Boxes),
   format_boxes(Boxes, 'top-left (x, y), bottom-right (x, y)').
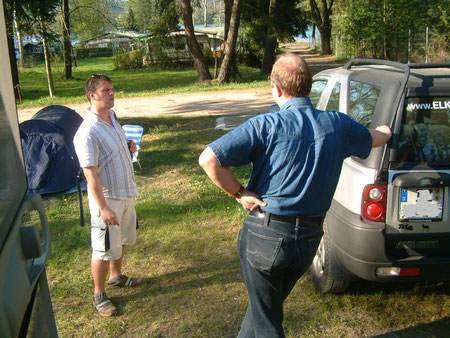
top-left (249, 209), bottom-right (324, 227)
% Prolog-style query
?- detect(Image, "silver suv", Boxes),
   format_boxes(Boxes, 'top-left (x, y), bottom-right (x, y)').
top-left (309, 59), bottom-right (450, 293)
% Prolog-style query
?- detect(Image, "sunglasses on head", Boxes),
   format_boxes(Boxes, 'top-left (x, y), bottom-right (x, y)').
top-left (91, 73), bottom-right (107, 78)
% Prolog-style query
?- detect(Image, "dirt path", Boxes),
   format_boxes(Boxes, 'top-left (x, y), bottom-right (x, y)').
top-left (17, 43), bottom-right (343, 124)
top-left (281, 43), bottom-right (344, 74)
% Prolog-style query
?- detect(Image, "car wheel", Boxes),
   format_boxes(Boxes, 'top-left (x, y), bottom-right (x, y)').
top-left (311, 220), bottom-right (350, 293)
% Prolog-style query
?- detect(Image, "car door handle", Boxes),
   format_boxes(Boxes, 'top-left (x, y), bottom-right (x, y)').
top-left (392, 172), bottom-right (450, 188)
top-left (20, 226), bottom-right (42, 259)
top-left (21, 194), bottom-right (51, 285)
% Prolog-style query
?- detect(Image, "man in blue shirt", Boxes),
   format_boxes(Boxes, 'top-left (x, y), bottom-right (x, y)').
top-left (199, 53), bottom-right (392, 337)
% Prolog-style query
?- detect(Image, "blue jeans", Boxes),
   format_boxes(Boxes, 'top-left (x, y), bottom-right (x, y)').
top-left (237, 213), bottom-right (323, 338)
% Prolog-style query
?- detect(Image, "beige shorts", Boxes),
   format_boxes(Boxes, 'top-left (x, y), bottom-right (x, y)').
top-left (89, 198), bottom-right (136, 261)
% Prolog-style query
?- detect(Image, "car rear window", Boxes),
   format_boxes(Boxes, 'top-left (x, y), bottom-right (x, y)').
top-left (326, 82), bottom-right (341, 112)
top-left (398, 97), bottom-right (450, 163)
top-left (348, 81), bottom-right (380, 127)
top-left (310, 79), bottom-right (327, 108)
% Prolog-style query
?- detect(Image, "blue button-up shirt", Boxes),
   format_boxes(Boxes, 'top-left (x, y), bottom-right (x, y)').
top-left (208, 97), bottom-right (372, 216)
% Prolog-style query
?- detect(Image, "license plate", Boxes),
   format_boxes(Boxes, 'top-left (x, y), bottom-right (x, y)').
top-left (399, 188), bottom-right (443, 221)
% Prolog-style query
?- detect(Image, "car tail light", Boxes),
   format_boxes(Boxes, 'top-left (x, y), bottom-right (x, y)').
top-left (399, 267), bottom-right (421, 276)
top-left (376, 267), bottom-right (421, 277)
top-left (361, 184), bottom-right (387, 222)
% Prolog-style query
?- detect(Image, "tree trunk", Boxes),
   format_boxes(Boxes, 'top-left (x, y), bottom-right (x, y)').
top-left (181, 0), bottom-right (212, 81)
top-left (16, 29), bottom-right (24, 68)
top-left (309, 0), bottom-right (334, 55)
top-left (60, 0), bottom-right (72, 79)
top-left (261, 35), bottom-right (277, 75)
top-left (319, 27), bottom-right (332, 55)
top-left (13, 10), bottom-right (25, 68)
top-left (203, 0), bottom-right (208, 27)
top-left (3, 0), bottom-right (19, 99)
top-left (260, 0), bottom-right (280, 75)
top-left (224, 0), bottom-right (232, 39)
top-left (41, 20), bottom-right (55, 97)
top-left (219, 0), bottom-right (241, 81)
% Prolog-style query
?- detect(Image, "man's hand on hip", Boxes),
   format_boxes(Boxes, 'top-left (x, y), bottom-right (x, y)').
top-left (237, 189), bottom-right (267, 211)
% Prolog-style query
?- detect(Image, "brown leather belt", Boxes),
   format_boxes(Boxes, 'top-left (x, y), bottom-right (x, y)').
top-left (249, 209), bottom-right (324, 227)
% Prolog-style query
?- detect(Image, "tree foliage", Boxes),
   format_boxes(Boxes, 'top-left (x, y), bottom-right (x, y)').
top-left (241, 0), bottom-right (308, 65)
top-left (125, 7), bottom-right (139, 31)
top-left (148, 0), bottom-right (180, 37)
top-left (70, 0), bottom-right (118, 41)
top-left (191, 0), bottom-right (225, 27)
top-left (332, 0), bottom-right (449, 60)
top-left (127, 0), bottom-right (180, 34)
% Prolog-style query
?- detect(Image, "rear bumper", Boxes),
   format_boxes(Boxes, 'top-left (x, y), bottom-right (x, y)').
top-left (327, 199), bottom-right (450, 281)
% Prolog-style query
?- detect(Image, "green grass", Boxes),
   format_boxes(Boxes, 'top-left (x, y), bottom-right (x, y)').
top-left (17, 57), bottom-right (268, 108)
top-left (44, 114), bottom-right (450, 337)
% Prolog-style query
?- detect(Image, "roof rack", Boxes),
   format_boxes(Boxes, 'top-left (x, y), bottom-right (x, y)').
top-left (343, 58), bottom-right (410, 72)
top-left (344, 58), bottom-right (450, 71)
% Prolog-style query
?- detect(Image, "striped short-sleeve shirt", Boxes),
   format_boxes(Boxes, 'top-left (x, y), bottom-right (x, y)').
top-left (74, 109), bottom-right (138, 199)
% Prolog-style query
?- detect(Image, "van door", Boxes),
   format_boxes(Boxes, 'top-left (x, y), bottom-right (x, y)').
top-left (0, 2), bottom-right (57, 336)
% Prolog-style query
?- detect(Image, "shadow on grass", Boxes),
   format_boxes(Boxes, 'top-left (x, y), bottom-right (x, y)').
top-left (373, 317), bottom-right (450, 337)
top-left (113, 261), bottom-right (242, 302)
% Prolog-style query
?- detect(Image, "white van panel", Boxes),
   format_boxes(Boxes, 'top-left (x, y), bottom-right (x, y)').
top-left (333, 158), bottom-right (377, 214)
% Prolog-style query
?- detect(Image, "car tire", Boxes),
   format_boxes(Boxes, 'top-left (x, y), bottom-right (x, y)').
top-left (310, 220), bottom-right (350, 293)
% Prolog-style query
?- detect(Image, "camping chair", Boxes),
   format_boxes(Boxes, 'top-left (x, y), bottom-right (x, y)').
top-left (122, 124), bottom-right (144, 171)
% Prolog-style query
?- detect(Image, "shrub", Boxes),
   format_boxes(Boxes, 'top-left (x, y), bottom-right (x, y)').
top-left (202, 48), bottom-right (215, 65)
top-left (142, 50), bottom-right (193, 68)
top-left (23, 52), bottom-right (45, 63)
top-left (239, 49), bottom-right (262, 68)
top-left (74, 47), bottom-right (114, 58)
top-left (113, 49), bottom-right (144, 70)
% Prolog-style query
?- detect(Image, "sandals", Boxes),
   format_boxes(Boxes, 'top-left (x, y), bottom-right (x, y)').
top-left (93, 293), bottom-right (117, 317)
top-left (108, 274), bottom-right (143, 288)
top-left (92, 275), bottom-right (142, 316)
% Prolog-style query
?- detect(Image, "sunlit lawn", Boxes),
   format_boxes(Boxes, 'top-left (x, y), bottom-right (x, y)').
top-left (17, 57), bottom-right (268, 108)
top-left (44, 114), bottom-right (450, 337)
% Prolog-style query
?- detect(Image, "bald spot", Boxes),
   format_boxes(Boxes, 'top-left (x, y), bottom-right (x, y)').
top-left (274, 54), bottom-right (306, 73)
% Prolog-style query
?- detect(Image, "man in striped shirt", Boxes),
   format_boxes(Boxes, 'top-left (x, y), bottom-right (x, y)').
top-left (74, 74), bottom-right (142, 317)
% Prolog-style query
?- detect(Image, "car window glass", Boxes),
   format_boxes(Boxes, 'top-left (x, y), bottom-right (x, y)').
top-left (310, 80), bottom-right (327, 108)
top-left (0, 98), bottom-right (27, 247)
top-left (326, 82), bottom-right (340, 112)
top-left (398, 97), bottom-right (450, 163)
top-left (348, 81), bottom-right (380, 127)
